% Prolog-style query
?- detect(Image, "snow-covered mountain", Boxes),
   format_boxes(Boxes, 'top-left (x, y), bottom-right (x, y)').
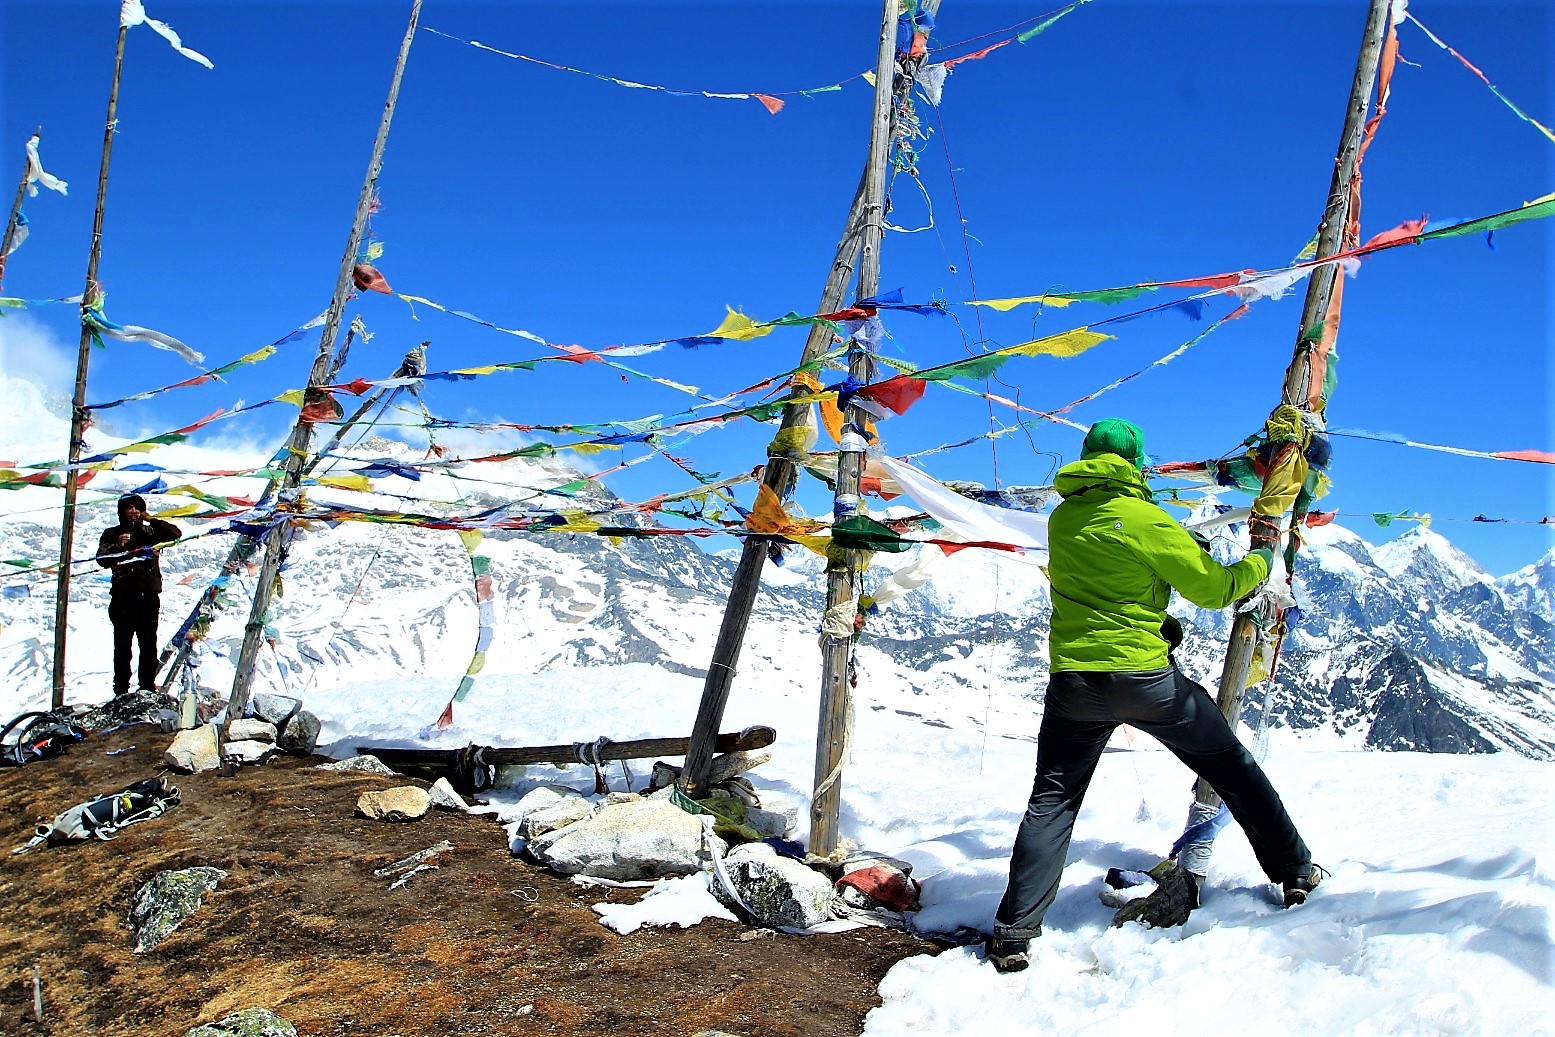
top-left (2, 449), bottom-right (1552, 760)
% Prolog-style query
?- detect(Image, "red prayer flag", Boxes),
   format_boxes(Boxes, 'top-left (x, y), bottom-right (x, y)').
top-left (1304, 510), bottom-right (1338, 528)
top-left (351, 263), bottom-right (393, 295)
top-left (753, 93), bottom-right (784, 115)
top-left (856, 375), bottom-right (928, 416)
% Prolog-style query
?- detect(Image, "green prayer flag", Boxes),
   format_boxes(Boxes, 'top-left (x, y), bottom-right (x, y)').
top-left (1420, 198), bottom-right (1555, 240)
top-left (832, 514), bottom-right (913, 553)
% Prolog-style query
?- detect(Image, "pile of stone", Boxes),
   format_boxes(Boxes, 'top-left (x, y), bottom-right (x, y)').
top-left (162, 693), bottom-right (321, 774)
top-left (501, 749), bottom-right (920, 932)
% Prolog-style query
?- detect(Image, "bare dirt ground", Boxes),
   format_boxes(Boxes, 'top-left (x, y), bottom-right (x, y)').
top-left (0, 723), bottom-right (939, 1037)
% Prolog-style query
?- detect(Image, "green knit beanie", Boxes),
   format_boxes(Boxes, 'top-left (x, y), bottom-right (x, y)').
top-left (1081, 418), bottom-right (1146, 470)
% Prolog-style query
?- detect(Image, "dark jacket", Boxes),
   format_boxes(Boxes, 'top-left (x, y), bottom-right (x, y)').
top-left (96, 517), bottom-right (182, 596)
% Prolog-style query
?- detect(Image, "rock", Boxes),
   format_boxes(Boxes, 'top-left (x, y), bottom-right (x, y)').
top-left (165, 724), bottom-right (221, 773)
top-left (714, 842), bottom-right (838, 930)
top-left (426, 777), bottom-right (469, 811)
top-left (605, 791), bottom-right (642, 805)
top-left (529, 797), bottom-right (724, 881)
top-left (183, 1007), bottom-right (297, 1037)
top-left (74, 690), bottom-right (166, 732)
top-left (498, 783), bottom-right (582, 824)
top-left (518, 797), bottom-right (595, 840)
top-left (129, 866), bottom-right (227, 953)
top-left (744, 804), bottom-right (797, 840)
top-left (317, 754), bottom-right (398, 776)
top-left (276, 710), bottom-right (320, 756)
top-left (223, 739), bottom-right (274, 764)
top-left (227, 718), bottom-right (278, 743)
top-left (357, 786), bottom-right (432, 822)
top-left (648, 760), bottom-right (682, 790)
top-left (249, 693), bottom-right (302, 729)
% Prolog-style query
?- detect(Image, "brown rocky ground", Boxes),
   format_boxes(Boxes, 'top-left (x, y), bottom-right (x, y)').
top-left (0, 723), bottom-right (939, 1037)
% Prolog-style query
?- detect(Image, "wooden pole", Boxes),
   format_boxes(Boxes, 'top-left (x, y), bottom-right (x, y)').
top-left (50, 24), bottom-right (129, 709)
top-left (809, 0), bottom-right (904, 856)
top-left (679, 1), bottom-right (941, 800)
top-left (0, 129), bottom-right (39, 290)
top-left (1190, 0), bottom-right (1391, 815)
top-left (225, 0), bottom-right (423, 732)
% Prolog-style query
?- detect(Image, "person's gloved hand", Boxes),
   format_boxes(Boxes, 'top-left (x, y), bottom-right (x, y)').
top-left (1248, 547), bottom-right (1275, 572)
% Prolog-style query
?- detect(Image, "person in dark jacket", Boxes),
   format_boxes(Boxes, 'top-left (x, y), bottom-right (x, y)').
top-left (983, 418), bottom-right (1319, 974)
top-left (95, 494), bottom-right (182, 697)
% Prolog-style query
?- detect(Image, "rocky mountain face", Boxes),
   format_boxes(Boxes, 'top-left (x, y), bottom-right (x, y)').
top-left (2, 458), bottom-right (1552, 759)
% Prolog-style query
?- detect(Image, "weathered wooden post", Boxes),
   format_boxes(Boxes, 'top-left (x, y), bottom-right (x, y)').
top-left (50, 21), bottom-right (131, 709)
top-left (679, 1), bottom-right (942, 801)
top-left (809, 0), bottom-right (910, 855)
top-left (225, 0), bottom-right (424, 732)
top-left (1183, 0), bottom-right (1393, 861)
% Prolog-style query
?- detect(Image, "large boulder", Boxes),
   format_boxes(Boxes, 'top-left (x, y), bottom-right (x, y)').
top-left (277, 710), bottom-right (321, 756)
top-left (249, 693), bottom-right (301, 729)
top-left (528, 798), bottom-right (723, 881)
top-left (129, 866), bottom-right (227, 953)
top-left (164, 724), bottom-right (221, 773)
top-left (714, 842), bottom-right (838, 930)
top-left (183, 1008), bottom-right (296, 1037)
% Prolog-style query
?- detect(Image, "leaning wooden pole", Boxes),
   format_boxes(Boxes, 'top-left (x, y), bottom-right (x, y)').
top-left (49, 25), bottom-right (130, 708)
top-left (225, 0), bottom-right (423, 732)
top-left (157, 341), bottom-right (423, 696)
top-left (678, 1), bottom-right (942, 800)
top-left (1189, 0), bottom-right (1391, 829)
top-left (809, 0), bottom-right (904, 856)
top-left (0, 129), bottom-right (40, 290)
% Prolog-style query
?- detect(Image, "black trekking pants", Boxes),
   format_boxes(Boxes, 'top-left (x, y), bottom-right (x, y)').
top-left (993, 666), bottom-right (1310, 939)
top-left (109, 591), bottom-right (161, 695)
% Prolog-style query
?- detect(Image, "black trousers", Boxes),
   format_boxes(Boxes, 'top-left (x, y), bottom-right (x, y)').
top-left (109, 591), bottom-right (161, 695)
top-left (994, 666), bottom-right (1310, 939)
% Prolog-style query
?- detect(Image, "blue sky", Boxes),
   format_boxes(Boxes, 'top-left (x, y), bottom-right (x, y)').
top-left (1, 0), bottom-right (1550, 574)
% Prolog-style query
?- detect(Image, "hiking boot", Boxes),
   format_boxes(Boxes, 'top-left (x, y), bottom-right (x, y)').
top-left (1282, 863), bottom-right (1327, 907)
top-left (983, 936), bottom-right (1030, 974)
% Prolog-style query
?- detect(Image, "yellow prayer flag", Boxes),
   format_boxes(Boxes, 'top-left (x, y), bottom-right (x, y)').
top-left (707, 306), bottom-right (773, 341)
top-left (276, 389), bottom-right (307, 408)
top-left (452, 364), bottom-right (505, 376)
top-left (748, 484), bottom-right (791, 534)
top-left (237, 346), bottom-right (277, 365)
top-left (970, 295), bottom-right (1078, 312)
top-left (458, 529), bottom-right (483, 553)
top-left (153, 503), bottom-right (205, 518)
top-left (465, 651), bottom-right (487, 676)
top-left (1006, 328), bottom-right (1112, 359)
top-left (316, 474), bottom-right (373, 493)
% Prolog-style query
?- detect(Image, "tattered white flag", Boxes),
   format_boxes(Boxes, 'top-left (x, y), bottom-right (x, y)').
top-left (24, 135), bottom-right (67, 197)
top-left (3, 212), bottom-right (28, 256)
top-left (915, 63), bottom-right (950, 106)
top-left (120, 1), bottom-right (214, 68)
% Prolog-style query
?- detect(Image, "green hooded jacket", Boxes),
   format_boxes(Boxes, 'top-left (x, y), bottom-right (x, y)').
top-left (1047, 454), bottom-right (1269, 672)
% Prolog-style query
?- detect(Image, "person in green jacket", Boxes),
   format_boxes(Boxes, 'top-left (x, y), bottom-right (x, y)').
top-left (984, 418), bottom-right (1319, 974)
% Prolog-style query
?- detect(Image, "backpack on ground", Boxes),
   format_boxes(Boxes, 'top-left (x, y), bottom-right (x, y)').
top-left (0, 710), bottom-right (85, 767)
top-left (12, 776), bottom-right (181, 855)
